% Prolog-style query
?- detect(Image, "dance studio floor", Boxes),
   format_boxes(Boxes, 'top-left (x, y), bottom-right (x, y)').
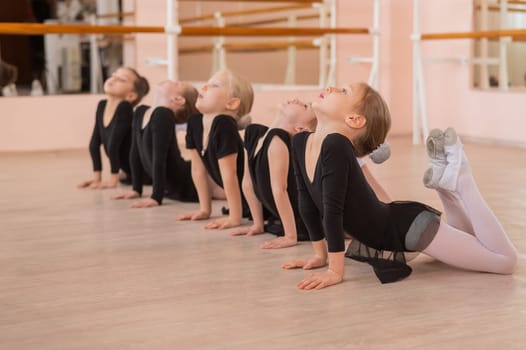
top-left (1, 136), bottom-right (525, 349)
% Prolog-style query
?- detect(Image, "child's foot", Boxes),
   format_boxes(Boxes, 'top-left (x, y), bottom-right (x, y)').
top-left (423, 129), bottom-right (446, 189)
top-left (437, 128), bottom-right (464, 191)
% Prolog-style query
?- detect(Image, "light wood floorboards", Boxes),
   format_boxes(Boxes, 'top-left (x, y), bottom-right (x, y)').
top-left (1, 136), bottom-right (525, 349)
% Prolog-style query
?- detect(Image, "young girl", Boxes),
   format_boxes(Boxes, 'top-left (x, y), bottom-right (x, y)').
top-left (230, 98), bottom-right (317, 249)
top-left (283, 83), bottom-right (518, 289)
top-left (77, 67), bottom-right (149, 189)
top-left (111, 80), bottom-right (199, 207)
top-left (177, 69), bottom-right (253, 229)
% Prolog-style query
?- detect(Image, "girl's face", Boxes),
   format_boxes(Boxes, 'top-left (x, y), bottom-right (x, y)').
top-left (103, 67), bottom-right (137, 100)
top-left (196, 72), bottom-right (233, 114)
top-left (312, 83), bottom-right (364, 121)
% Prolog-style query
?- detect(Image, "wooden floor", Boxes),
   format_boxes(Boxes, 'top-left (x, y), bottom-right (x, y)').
top-left (1, 136), bottom-right (525, 349)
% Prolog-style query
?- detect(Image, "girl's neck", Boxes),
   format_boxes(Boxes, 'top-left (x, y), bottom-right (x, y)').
top-left (270, 117), bottom-right (294, 135)
top-left (312, 121), bottom-right (353, 143)
top-left (106, 95), bottom-right (124, 106)
top-left (202, 110), bottom-right (236, 120)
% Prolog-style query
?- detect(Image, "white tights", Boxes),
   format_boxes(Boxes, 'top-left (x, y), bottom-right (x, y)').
top-left (423, 160), bottom-right (518, 274)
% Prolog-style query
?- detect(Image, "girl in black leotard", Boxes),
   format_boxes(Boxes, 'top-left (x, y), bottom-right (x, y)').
top-left (77, 67), bottom-right (149, 190)
top-left (111, 80), bottom-right (199, 207)
top-left (177, 69), bottom-right (252, 230)
top-left (283, 83), bottom-right (517, 289)
top-left (229, 98), bottom-right (317, 249)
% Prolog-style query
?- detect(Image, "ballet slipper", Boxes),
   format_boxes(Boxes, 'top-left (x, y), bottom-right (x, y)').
top-left (437, 128), bottom-right (464, 191)
top-left (423, 129), bottom-right (446, 189)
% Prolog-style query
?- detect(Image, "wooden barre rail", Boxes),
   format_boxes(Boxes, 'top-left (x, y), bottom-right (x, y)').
top-left (180, 4), bottom-right (311, 24)
top-left (0, 23), bottom-right (368, 36)
top-left (179, 0), bottom-right (321, 2)
top-left (179, 40), bottom-right (317, 54)
top-left (421, 29), bottom-right (526, 40)
top-left (0, 23), bottom-right (163, 35)
top-left (476, 5), bottom-right (526, 13)
top-left (95, 12), bottom-right (135, 20)
top-left (230, 13), bottom-right (323, 27)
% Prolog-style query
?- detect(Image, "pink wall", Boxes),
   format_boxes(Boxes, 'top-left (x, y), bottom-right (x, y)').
top-left (419, 0), bottom-right (526, 145)
top-left (0, 94), bottom-right (103, 151)
top-left (1, 0), bottom-right (525, 151)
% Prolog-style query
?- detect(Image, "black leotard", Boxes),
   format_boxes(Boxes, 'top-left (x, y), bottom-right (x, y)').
top-left (89, 100), bottom-right (132, 175)
top-left (130, 106), bottom-right (197, 204)
top-left (292, 132), bottom-right (441, 283)
top-left (186, 113), bottom-right (244, 189)
top-left (244, 124), bottom-right (309, 240)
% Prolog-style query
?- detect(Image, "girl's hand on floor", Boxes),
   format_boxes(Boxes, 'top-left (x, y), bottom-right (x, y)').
top-left (281, 255), bottom-right (327, 270)
top-left (111, 191), bottom-right (140, 200)
top-left (205, 217), bottom-right (241, 230)
top-left (177, 210), bottom-right (210, 221)
top-left (297, 270), bottom-right (343, 290)
top-left (230, 224), bottom-right (264, 236)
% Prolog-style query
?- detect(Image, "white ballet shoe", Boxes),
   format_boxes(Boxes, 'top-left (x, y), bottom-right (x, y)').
top-left (437, 127), bottom-right (463, 191)
top-left (423, 129), bottom-right (446, 189)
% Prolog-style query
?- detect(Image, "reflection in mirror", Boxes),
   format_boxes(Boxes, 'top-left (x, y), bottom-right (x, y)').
top-left (176, 2), bottom-right (323, 86)
top-left (0, 0), bottom-right (124, 97)
top-left (473, 0), bottom-right (526, 89)
top-left (1, 1), bottom-right (328, 96)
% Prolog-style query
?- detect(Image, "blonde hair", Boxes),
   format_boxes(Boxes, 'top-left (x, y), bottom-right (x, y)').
top-left (352, 84), bottom-right (391, 158)
top-left (219, 69), bottom-right (253, 130)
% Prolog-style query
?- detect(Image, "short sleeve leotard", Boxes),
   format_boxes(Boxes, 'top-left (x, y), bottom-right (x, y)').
top-left (292, 132), bottom-right (441, 283)
top-left (89, 100), bottom-right (133, 176)
top-left (244, 124), bottom-right (309, 241)
top-left (186, 113), bottom-right (245, 189)
top-left (130, 106), bottom-right (198, 204)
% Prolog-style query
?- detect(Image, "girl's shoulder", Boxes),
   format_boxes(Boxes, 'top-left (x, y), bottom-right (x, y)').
top-left (150, 107), bottom-right (176, 129)
top-left (212, 114), bottom-right (239, 133)
top-left (321, 133), bottom-right (357, 164)
top-left (245, 123), bottom-right (268, 141)
top-left (267, 127), bottom-right (291, 144)
top-left (151, 106), bottom-right (175, 120)
top-left (186, 113), bottom-right (203, 129)
top-left (292, 131), bottom-right (311, 148)
top-left (135, 104), bottom-right (150, 117)
top-left (95, 99), bottom-right (107, 116)
top-left (116, 100), bottom-right (133, 113)
top-left (323, 133), bottom-right (353, 148)
top-left (132, 105), bottom-right (149, 127)
top-left (213, 114), bottom-right (237, 125)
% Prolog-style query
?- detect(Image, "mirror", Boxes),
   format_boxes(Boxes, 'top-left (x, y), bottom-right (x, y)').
top-left (0, 0), bottom-right (124, 96)
top-left (0, 0), bottom-right (326, 97)
top-left (473, 0), bottom-right (526, 89)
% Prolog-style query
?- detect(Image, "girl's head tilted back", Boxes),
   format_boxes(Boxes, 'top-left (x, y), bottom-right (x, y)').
top-left (154, 80), bottom-right (199, 124)
top-left (350, 83), bottom-right (391, 159)
top-left (196, 69), bottom-right (254, 129)
top-left (278, 98), bottom-right (317, 133)
top-left (103, 67), bottom-right (149, 107)
top-left (312, 82), bottom-right (391, 159)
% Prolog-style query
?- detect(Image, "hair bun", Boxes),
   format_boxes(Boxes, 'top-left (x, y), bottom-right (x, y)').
top-left (237, 114), bottom-right (252, 130)
top-left (369, 142), bottom-right (391, 164)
